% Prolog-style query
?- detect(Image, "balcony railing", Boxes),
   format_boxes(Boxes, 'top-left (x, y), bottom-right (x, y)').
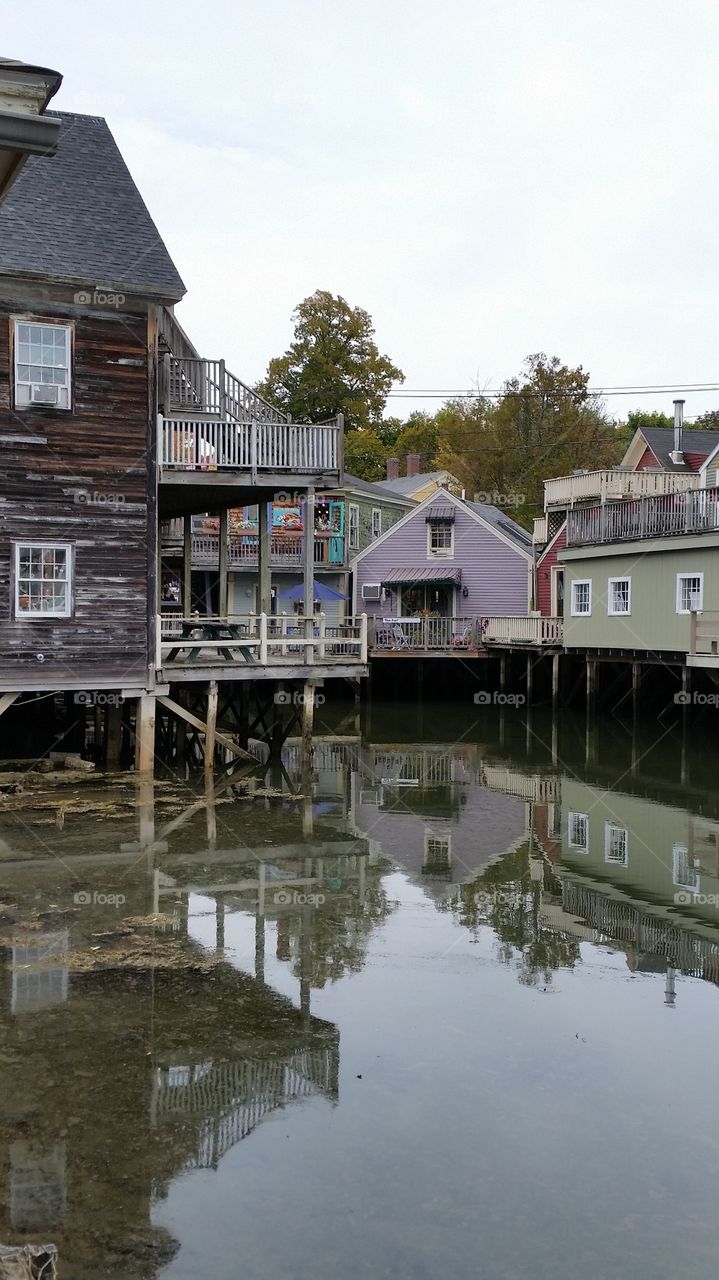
top-left (166, 531), bottom-right (346, 568)
top-left (544, 469), bottom-right (700, 510)
top-left (566, 487), bottom-right (719, 547)
top-left (159, 417), bottom-right (342, 478)
top-left (482, 616), bottom-right (563, 646)
top-left (162, 355), bottom-right (288, 424)
top-left (369, 616), bottom-right (482, 653)
top-left (158, 613), bottom-right (367, 669)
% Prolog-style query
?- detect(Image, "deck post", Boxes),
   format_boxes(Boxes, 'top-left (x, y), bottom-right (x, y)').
top-left (632, 661), bottom-right (641, 721)
top-left (586, 657), bottom-right (597, 717)
top-left (302, 680), bottom-right (315, 761)
top-left (319, 612), bottom-right (326, 660)
top-left (105, 701), bottom-right (123, 769)
top-left (303, 487), bottom-right (315, 664)
top-left (135, 694), bottom-right (156, 775)
top-left (360, 613), bottom-right (368, 664)
top-left (551, 653), bottom-right (560, 709)
top-left (500, 652), bottom-right (508, 693)
top-left (258, 498), bottom-right (272, 614)
top-left (525, 653), bottom-right (533, 704)
top-left (183, 514), bottom-right (192, 614)
top-left (205, 680), bottom-right (218, 775)
top-left (218, 510), bottom-right (229, 616)
top-left (259, 613), bottom-right (268, 664)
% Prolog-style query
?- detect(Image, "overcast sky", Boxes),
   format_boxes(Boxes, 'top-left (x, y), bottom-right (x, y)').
top-left (7, 0), bottom-right (719, 421)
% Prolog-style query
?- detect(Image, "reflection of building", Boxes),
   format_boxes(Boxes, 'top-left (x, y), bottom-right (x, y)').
top-left (350, 745), bottom-right (535, 899)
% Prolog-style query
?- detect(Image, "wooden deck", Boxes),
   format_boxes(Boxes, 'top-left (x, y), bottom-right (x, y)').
top-left (367, 615), bottom-right (563, 655)
top-left (566, 486), bottom-right (719, 547)
top-left (158, 613), bottom-right (368, 682)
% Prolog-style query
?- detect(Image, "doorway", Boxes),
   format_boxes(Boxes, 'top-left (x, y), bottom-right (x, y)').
top-left (551, 566), bottom-right (564, 617)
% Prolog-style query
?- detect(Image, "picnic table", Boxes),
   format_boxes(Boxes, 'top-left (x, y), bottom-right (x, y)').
top-left (163, 619), bottom-right (256, 664)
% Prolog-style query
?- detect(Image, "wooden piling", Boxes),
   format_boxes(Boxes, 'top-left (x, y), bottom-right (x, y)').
top-left (205, 680), bottom-right (218, 775)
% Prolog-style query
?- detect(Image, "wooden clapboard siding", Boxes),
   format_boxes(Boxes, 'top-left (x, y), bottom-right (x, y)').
top-left (0, 292), bottom-right (153, 687)
top-left (536, 525), bottom-right (567, 615)
top-left (352, 492), bottom-right (531, 618)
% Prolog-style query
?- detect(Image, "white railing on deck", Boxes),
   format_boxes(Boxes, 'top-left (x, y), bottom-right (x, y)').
top-left (689, 610), bottom-right (719, 657)
top-left (482, 615), bottom-right (563, 645)
top-left (567, 486), bottom-right (719, 546)
top-left (160, 417), bottom-right (341, 475)
top-left (544, 469), bottom-right (700, 509)
top-left (159, 613), bottom-right (367, 667)
top-left (369, 616), bottom-right (481, 652)
top-left (164, 355), bottom-right (287, 424)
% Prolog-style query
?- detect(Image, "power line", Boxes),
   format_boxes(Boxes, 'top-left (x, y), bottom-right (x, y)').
top-left (387, 384), bottom-right (719, 400)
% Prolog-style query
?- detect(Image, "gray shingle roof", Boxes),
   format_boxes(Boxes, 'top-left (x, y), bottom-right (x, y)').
top-left (374, 471), bottom-right (454, 497)
top-left (464, 499), bottom-right (533, 550)
top-left (638, 427), bottom-right (719, 472)
top-left (340, 472), bottom-right (415, 503)
top-left (0, 111), bottom-right (185, 300)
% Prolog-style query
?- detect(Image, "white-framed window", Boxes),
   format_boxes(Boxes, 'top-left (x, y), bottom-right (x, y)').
top-left (672, 842), bottom-right (700, 893)
top-left (13, 319), bottom-right (72, 409)
top-left (608, 576), bottom-right (631, 615)
top-left (567, 811), bottom-right (589, 852)
top-left (570, 579), bottom-right (592, 616)
top-left (14, 543), bottom-right (73, 618)
top-left (371, 508), bottom-right (382, 540)
top-left (676, 572), bottom-right (703, 614)
top-left (604, 822), bottom-right (628, 866)
top-left (427, 520), bottom-right (454, 558)
top-left (348, 504), bottom-right (359, 551)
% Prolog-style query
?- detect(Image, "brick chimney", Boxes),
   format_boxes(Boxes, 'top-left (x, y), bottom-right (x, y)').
top-left (386, 457), bottom-right (400, 481)
top-left (406, 453), bottom-right (420, 477)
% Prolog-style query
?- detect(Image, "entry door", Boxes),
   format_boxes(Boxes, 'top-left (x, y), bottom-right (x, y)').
top-left (551, 567), bottom-right (564, 617)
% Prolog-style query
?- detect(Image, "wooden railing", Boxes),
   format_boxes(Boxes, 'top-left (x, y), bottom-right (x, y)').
top-left (369, 616), bottom-right (481, 652)
top-left (689, 610), bottom-right (719, 657)
top-left (160, 529), bottom-right (346, 568)
top-left (162, 355), bottom-right (288, 424)
top-left (159, 417), bottom-right (342, 476)
top-left (544, 469), bottom-right (699, 509)
top-left (482, 615), bottom-right (563, 646)
top-left (567, 487), bottom-right (719, 547)
top-left (159, 613), bottom-right (367, 667)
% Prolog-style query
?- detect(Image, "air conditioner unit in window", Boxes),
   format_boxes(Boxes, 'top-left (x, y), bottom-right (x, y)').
top-left (361, 583), bottom-right (382, 601)
top-left (29, 384), bottom-right (60, 405)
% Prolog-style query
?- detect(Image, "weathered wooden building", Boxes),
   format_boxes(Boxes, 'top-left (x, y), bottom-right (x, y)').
top-left (0, 108), bottom-right (367, 769)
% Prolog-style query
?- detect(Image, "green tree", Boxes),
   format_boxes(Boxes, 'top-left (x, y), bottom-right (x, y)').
top-left (343, 428), bottom-right (389, 481)
top-left (435, 355), bottom-right (617, 527)
top-left (257, 290), bottom-right (404, 430)
top-left (393, 410), bottom-right (441, 471)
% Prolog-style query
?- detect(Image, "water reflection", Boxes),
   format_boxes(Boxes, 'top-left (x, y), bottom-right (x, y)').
top-left (0, 705), bottom-right (718, 1275)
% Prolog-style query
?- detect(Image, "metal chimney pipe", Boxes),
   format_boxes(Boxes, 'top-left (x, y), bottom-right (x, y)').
top-left (673, 399), bottom-right (685, 454)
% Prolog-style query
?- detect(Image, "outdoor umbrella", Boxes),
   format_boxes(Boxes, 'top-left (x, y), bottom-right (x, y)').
top-left (279, 582), bottom-right (348, 603)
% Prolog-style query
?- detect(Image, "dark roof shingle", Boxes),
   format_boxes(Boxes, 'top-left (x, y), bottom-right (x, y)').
top-left (639, 427), bottom-right (719, 472)
top-left (0, 111), bottom-right (185, 300)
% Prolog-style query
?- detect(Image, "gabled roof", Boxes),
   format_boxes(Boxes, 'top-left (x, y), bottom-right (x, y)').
top-left (373, 470), bottom-right (456, 498)
top-left (337, 473), bottom-right (414, 505)
top-left (0, 111), bottom-right (185, 301)
top-left (622, 426), bottom-right (719, 473)
top-left (350, 487), bottom-right (534, 567)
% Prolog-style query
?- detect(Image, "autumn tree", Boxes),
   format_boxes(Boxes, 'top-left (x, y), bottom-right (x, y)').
top-left (433, 355), bottom-right (616, 527)
top-left (257, 290), bottom-right (404, 430)
top-left (343, 428), bottom-right (389, 482)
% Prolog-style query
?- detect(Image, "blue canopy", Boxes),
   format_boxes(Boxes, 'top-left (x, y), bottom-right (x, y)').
top-left (279, 581), bottom-right (348, 602)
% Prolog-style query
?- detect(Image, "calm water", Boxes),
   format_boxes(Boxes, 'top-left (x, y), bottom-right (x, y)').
top-left (1, 701), bottom-right (719, 1278)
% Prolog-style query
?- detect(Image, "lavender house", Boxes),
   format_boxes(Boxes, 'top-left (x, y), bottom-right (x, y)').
top-left (351, 488), bottom-right (533, 627)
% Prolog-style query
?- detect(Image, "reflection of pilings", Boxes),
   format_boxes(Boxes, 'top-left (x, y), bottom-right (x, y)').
top-left (300, 904), bottom-right (312, 1026)
top-left (136, 777), bottom-right (155, 854)
top-left (665, 965), bottom-right (677, 1007)
top-left (216, 894), bottom-right (225, 953)
top-left (255, 910), bottom-right (265, 983)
